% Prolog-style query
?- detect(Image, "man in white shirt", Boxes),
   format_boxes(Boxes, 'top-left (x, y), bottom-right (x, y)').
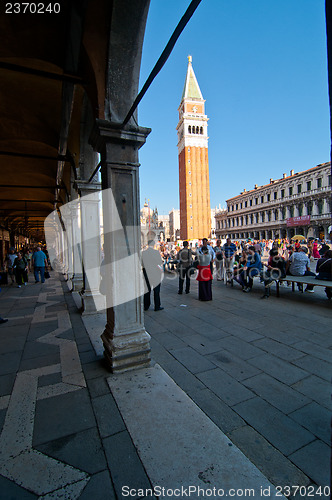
top-left (287, 246), bottom-right (316, 292)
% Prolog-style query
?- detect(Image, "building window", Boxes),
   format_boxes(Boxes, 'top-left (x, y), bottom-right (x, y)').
top-left (190, 204), bottom-right (192, 208)
top-left (307, 181), bottom-right (311, 191)
top-left (282, 207), bottom-right (286, 219)
top-left (240, 203), bottom-right (242, 209)
top-left (261, 212), bottom-right (265, 222)
top-left (188, 126), bottom-right (191, 133)
top-left (189, 193), bottom-right (192, 197)
top-left (328, 175), bottom-right (331, 186)
top-left (196, 126), bottom-right (199, 134)
top-left (290, 206), bottom-right (294, 217)
top-left (236, 204), bottom-right (238, 210)
top-left (190, 226), bottom-right (193, 230)
top-left (255, 198), bottom-right (258, 205)
top-left (289, 187), bottom-right (293, 196)
top-left (267, 194), bottom-right (270, 202)
top-left (274, 191), bottom-right (277, 200)
top-left (188, 171), bottom-right (191, 174)
top-left (317, 178), bottom-right (322, 188)
top-left (249, 199), bottom-right (253, 206)
top-left (245, 201), bottom-right (248, 207)
top-left (318, 201), bottom-right (323, 214)
top-left (281, 189), bottom-right (285, 198)
top-left (200, 127), bottom-right (203, 134)
top-left (297, 184), bottom-right (302, 193)
top-left (189, 182), bottom-right (191, 185)
top-left (261, 196), bottom-right (264, 203)
top-left (307, 203), bottom-right (312, 215)
top-left (188, 148), bottom-right (190, 152)
top-left (298, 204), bottom-right (303, 216)
top-left (191, 215), bottom-right (193, 219)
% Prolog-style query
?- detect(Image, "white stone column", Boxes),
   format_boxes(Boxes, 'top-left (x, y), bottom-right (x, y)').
top-left (60, 204), bottom-right (74, 286)
top-left (77, 181), bottom-right (105, 314)
top-left (70, 201), bottom-right (83, 292)
top-left (90, 120), bottom-right (151, 373)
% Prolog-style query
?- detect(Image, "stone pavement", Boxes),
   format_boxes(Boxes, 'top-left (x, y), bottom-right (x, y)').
top-left (0, 271), bottom-right (331, 499)
top-left (145, 273), bottom-right (332, 493)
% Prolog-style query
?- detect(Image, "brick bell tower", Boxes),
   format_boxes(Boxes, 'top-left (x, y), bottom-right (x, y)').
top-left (177, 55), bottom-right (211, 240)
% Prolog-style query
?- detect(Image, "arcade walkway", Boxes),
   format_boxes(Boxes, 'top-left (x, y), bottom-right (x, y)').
top-left (0, 272), bottom-right (330, 498)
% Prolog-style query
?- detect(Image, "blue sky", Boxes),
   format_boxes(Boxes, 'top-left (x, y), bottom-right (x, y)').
top-left (138, 0), bottom-right (330, 215)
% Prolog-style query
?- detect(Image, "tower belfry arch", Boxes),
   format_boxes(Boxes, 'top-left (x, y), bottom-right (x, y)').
top-left (177, 56), bottom-right (211, 240)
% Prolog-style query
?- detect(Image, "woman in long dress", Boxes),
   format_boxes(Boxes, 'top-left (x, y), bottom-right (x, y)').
top-left (196, 246), bottom-right (213, 301)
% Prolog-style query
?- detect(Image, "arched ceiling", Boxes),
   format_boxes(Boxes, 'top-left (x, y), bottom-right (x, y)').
top-left (0, 0), bottom-right (113, 241)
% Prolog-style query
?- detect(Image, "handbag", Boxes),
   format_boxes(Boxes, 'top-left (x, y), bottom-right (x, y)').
top-left (44, 270), bottom-right (50, 279)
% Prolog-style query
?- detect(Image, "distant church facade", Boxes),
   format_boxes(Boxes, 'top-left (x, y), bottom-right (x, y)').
top-left (177, 56), bottom-right (211, 240)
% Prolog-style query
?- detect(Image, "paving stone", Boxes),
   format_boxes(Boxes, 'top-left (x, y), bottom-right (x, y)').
top-left (152, 347), bottom-right (206, 395)
top-left (228, 425), bottom-right (311, 488)
top-left (36, 427), bottom-right (107, 474)
top-left (248, 353), bottom-right (309, 385)
top-left (169, 346), bottom-right (216, 374)
top-left (79, 470), bottom-right (116, 500)
top-left (80, 350), bottom-right (99, 364)
top-left (242, 373), bottom-right (311, 414)
top-left (92, 393), bottom-right (126, 438)
top-left (103, 431), bottom-right (152, 500)
top-left (21, 341), bottom-right (59, 360)
top-left (252, 325), bottom-right (301, 345)
top-left (292, 375), bottom-right (332, 410)
top-left (288, 402), bottom-right (331, 445)
top-left (19, 353), bottom-right (60, 371)
top-left (197, 367), bottom-right (255, 406)
top-left (150, 330), bottom-right (188, 350)
top-left (87, 376), bottom-right (111, 399)
top-left (0, 351), bottom-right (21, 376)
top-left (252, 338), bottom-right (305, 361)
top-left (292, 355), bottom-right (332, 383)
top-left (33, 390), bottom-right (97, 446)
top-left (0, 372), bottom-right (16, 396)
top-left (82, 359), bottom-right (110, 378)
top-left (217, 336), bottom-right (265, 360)
top-left (0, 335), bottom-right (26, 355)
top-left (206, 349), bottom-right (262, 381)
top-left (189, 388), bottom-right (245, 434)
top-left (292, 340), bottom-right (332, 363)
top-left (38, 372), bottom-right (62, 388)
top-left (184, 333), bottom-right (233, 355)
top-left (0, 475), bottom-right (38, 499)
top-left (289, 440), bottom-right (331, 487)
top-left (233, 397), bottom-right (315, 456)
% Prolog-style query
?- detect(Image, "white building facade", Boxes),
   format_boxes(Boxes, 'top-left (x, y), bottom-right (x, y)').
top-left (215, 163), bottom-right (331, 241)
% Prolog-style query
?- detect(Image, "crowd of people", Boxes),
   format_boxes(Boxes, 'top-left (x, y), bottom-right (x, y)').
top-left (0, 245), bottom-right (51, 324)
top-left (145, 236), bottom-right (332, 309)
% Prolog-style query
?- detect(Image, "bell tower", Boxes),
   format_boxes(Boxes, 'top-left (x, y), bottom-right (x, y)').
top-left (177, 56), bottom-right (211, 240)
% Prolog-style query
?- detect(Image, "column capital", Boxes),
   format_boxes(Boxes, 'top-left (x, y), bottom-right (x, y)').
top-left (75, 180), bottom-right (101, 194)
top-left (89, 119), bottom-right (151, 152)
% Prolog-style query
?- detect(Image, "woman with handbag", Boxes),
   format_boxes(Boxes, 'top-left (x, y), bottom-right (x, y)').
top-left (196, 246), bottom-right (213, 301)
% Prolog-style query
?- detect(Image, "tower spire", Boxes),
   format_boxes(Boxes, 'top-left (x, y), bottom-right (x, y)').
top-left (181, 55), bottom-right (203, 101)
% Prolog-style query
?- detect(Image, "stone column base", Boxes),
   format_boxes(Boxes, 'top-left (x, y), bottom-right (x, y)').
top-left (81, 291), bottom-right (106, 315)
top-left (71, 275), bottom-right (83, 292)
top-left (101, 327), bottom-right (151, 373)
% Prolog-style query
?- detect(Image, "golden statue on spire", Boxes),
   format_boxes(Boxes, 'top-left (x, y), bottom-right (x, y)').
top-left (188, 55), bottom-right (192, 63)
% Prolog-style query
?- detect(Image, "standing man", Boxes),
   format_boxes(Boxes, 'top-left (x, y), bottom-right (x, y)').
top-left (32, 246), bottom-right (48, 283)
top-left (177, 241), bottom-right (193, 294)
top-left (142, 240), bottom-right (164, 311)
top-left (222, 238), bottom-right (237, 281)
top-left (5, 247), bottom-right (17, 285)
top-left (213, 239), bottom-right (224, 281)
